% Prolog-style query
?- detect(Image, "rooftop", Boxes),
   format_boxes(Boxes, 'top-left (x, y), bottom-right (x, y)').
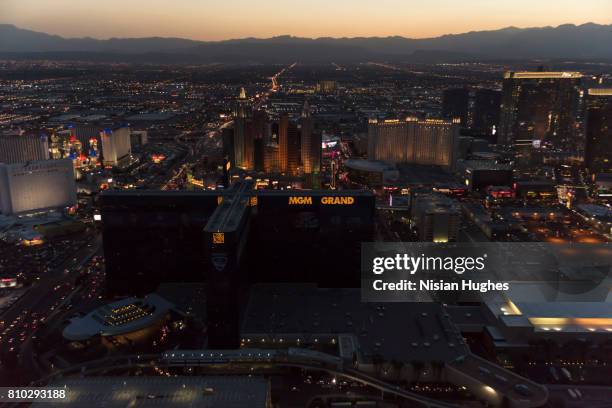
top-left (344, 159), bottom-right (397, 172)
top-left (35, 376), bottom-right (268, 408)
top-left (63, 293), bottom-right (174, 341)
top-left (242, 284), bottom-right (468, 363)
top-left (457, 160), bottom-right (512, 171)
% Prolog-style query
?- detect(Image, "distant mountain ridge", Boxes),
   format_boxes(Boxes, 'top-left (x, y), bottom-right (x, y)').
top-left (0, 23), bottom-right (611, 63)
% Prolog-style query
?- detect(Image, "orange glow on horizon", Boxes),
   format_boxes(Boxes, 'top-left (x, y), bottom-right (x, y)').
top-left (2, 0), bottom-right (611, 41)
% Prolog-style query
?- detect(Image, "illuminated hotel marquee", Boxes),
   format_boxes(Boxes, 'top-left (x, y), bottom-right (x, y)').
top-left (288, 196), bottom-right (355, 205)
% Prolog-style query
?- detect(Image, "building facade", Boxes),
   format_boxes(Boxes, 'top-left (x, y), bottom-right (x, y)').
top-left (0, 132), bottom-right (49, 164)
top-left (367, 118), bottom-right (459, 168)
top-left (233, 88), bottom-right (252, 169)
top-left (100, 126), bottom-right (131, 167)
top-left (473, 89), bottom-right (501, 138)
top-left (0, 159), bottom-right (76, 215)
top-left (499, 71), bottom-right (582, 150)
top-left (411, 193), bottom-right (461, 242)
top-left (584, 88), bottom-right (612, 174)
top-left (299, 101), bottom-right (321, 174)
top-left (442, 88), bottom-right (470, 126)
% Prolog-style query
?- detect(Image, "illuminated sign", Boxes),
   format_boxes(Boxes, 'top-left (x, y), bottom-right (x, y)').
top-left (0, 278), bottom-right (17, 288)
top-left (217, 196), bottom-right (223, 205)
top-left (289, 196), bottom-right (313, 205)
top-left (212, 232), bottom-right (225, 244)
top-left (321, 196), bottom-right (354, 205)
top-left (249, 196), bottom-right (258, 207)
top-left (288, 196), bottom-right (355, 205)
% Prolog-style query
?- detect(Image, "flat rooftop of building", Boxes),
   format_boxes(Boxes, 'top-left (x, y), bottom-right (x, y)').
top-left (242, 284), bottom-right (469, 363)
top-left (457, 160), bottom-right (512, 171)
top-left (576, 204), bottom-right (612, 220)
top-left (445, 305), bottom-right (489, 327)
top-left (62, 293), bottom-right (174, 341)
top-left (125, 112), bottom-right (175, 121)
top-left (204, 195), bottom-right (249, 233)
top-left (413, 193), bottom-right (460, 213)
top-left (395, 164), bottom-right (456, 185)
top-left (100, 189), bottom-right (221, 198)
top-left (35, 376), bottom-right (268, 408)
top-left (344, 159), bottom-right (397, 172)
top-left (157, 282), bottom-right (207, 320)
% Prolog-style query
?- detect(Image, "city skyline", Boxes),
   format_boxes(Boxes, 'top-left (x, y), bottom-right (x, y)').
top-left (0, 1), bottom-right (611, 401)
top-left (2, 0), bottom-right (612, 41)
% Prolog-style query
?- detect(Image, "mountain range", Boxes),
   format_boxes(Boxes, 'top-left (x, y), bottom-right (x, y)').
top-left (0, 23), bottom-right (611, 63)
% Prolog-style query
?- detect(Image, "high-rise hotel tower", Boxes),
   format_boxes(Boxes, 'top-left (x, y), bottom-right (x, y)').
top-left (499, 71), bottom-right (582, 150)
top-left (367, 118), bottom-right (459, 168)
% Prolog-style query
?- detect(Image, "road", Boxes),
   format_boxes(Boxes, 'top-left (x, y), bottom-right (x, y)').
top-left (546, 384), bottom-right (612, 408)
top-left (0, 234), bottom-right (102, 385)
top-left (161, 62), bottom-right (297, 190)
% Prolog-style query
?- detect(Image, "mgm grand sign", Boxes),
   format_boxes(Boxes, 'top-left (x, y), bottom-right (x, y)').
top-left (288, 196), bottom-right (355, 205)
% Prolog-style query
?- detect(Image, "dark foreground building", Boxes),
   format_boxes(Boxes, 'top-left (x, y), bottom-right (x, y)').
top-left (101, 187), bottom-right (375, 295)
top-left (100, 185), bottom-right (375, 347)
top-left (204, 182), bottom-right (252, 348)
top-left (248, 190), bottom-right (375, 287)
top-left (100, 190), bottom-right (220, 296)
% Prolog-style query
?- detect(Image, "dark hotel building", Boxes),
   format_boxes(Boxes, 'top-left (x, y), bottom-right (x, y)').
top-left (584, 88), bottom-right (612, 174)
top-left (472, 89), bottom-right (501, 139)
top-left (101, 187), bottom-right (375, 296)
top-left (204, 182), bottom-right (252, 348)
top-left (100, 186), bottom-right (375, 347)
top-left (248, 190), bottom-right (376, 287)
top-left (442, 88), bottom-right (470, 126)
top-left (278, 114), bottom-right (300, 175)
top-left (222, 127), bottom-right (235, 165)
top-left (499, 71), bottom-right (582, 150)
top-left (100, 190), bottom-right (221, 296)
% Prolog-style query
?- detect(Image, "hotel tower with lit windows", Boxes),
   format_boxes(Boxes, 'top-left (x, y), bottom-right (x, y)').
top-left (367, 118), bottom-right (459, 168)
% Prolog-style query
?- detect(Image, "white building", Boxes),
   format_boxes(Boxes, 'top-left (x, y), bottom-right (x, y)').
top-left (0, 132), bottom-right (49, 164)
top-left (0, 159), bottom-right (76, 215)
top-left (100, 126), bottom-right (131, 167)
top-left (368, 118), bottom-right (459, 168)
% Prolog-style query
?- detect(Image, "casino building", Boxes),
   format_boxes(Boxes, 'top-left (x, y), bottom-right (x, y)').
top-left (367, 118), bottom-right (459, 169)
top-left (100, 184), bottom-right (375, 295)
top-left (0, 159), bottom-right (76, 215)
top-left (100, 184), bottom-right (375, 347)
top-left (62, 294), bottom-right (174, 346)
top-left (101, 190), bottom-right (221, 296)
top-left (248, 190), bottom-right (375, 287)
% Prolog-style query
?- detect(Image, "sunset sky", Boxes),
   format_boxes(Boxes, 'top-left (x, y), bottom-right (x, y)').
top-left (2, 0), bottom-right (611, 41)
